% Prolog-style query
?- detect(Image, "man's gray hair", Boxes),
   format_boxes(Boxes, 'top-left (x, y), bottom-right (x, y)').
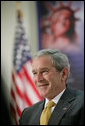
top-left (33, 49), bottom-right (70, 73)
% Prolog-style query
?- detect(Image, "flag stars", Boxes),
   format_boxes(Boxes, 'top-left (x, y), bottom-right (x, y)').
top-left (13, 16), bottom-right (31, 72)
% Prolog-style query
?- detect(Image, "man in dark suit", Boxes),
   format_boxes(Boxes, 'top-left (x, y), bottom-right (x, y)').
top-left (19, 49), bottom-right (84, 125)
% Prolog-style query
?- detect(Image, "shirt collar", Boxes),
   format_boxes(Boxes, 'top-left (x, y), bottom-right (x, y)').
top-left (45, 88), bottom-right (66, 107)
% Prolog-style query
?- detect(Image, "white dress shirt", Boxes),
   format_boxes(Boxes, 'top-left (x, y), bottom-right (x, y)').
top-left (44, 89), bottom-right (66, 113)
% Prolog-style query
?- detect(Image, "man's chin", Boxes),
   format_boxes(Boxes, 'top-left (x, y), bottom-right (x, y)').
top-left (38, 90), bottom-right (48, 98)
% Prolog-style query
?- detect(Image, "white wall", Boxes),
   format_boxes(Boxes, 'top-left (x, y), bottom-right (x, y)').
top-left (1, 1), bottom-right (38, 105)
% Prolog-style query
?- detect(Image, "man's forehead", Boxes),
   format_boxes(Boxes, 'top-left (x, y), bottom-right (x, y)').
top-left (32, 55), bottom-right (53, 67)
top-left (32, 66), bottom-right (49, 72)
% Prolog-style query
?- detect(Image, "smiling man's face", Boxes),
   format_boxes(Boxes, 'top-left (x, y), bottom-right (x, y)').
top-left (32, 55), bottom-right (66, 100)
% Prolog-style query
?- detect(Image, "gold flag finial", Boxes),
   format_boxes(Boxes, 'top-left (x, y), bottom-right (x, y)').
top-left (16, 1), bottom-right (23, 19)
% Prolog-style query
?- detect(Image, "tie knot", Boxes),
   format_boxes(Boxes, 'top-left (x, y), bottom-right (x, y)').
top-left (46, 100), bottom-right (56, 108)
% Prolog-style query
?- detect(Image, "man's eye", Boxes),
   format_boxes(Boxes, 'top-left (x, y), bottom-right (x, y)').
top-left (33, 72), bottom-right (37, 75)
top-left (41, 70), bottom-right (49, 74)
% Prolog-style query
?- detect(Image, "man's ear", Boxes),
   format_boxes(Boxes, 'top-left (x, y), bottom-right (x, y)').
top-left (60, 67), bottom-right (69, 81)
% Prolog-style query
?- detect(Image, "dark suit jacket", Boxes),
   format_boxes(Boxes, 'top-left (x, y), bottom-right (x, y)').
top-left (19, 85), bottom-right (84, 125)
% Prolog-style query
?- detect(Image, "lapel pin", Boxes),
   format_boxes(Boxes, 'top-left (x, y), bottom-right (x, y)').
top-left (63, 107), bottom-right (67, 110)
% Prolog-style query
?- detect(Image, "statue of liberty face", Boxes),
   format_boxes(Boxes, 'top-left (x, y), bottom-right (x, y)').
top-left (51, 9), bottom-right (72, 37)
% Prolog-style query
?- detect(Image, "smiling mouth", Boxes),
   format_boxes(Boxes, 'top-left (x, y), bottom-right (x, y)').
top-left (38, 84), bottom-right (49, 87)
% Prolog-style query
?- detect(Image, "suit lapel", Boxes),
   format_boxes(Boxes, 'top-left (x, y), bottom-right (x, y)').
top-left (48, 86), bottom-right (75, 125)
top-left (30, 99), bottom-right (45, 125)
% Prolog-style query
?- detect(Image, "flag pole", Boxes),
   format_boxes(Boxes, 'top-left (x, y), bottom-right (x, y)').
top-left (16, 1), bottom-right (20, 10)
top-left (16, 1), bottom-right (23, 19)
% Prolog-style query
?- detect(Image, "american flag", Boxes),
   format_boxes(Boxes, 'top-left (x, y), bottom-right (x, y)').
top-left (10, 10), bottom-right (42, 124)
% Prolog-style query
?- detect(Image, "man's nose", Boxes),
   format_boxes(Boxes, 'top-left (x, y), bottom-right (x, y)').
top-left (36, 73), bottom-right (43, 82)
